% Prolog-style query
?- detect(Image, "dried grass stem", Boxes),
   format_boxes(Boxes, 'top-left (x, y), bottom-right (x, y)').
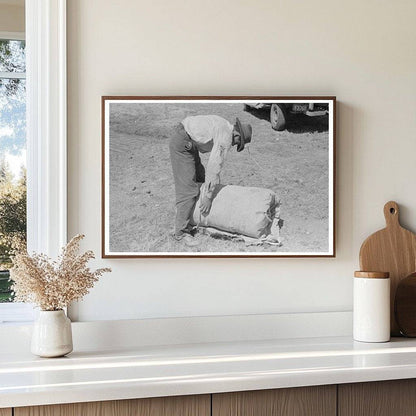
top-left (10, 234), bottom-right (111, 310)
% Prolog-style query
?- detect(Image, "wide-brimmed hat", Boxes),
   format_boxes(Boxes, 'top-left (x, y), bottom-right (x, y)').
top-left (235, 118), bottom-right (252, 152)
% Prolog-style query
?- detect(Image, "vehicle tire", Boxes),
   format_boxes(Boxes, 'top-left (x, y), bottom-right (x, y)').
top-left (270, 104), bottom-right (286, 131)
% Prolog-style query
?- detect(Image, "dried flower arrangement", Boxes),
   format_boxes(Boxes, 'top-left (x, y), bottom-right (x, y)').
top-left (10, 234), bottom-right (111, 311)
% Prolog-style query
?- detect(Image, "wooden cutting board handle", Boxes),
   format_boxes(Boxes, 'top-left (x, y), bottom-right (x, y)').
top-left (383, 201), bottom-right (400, 228)
top-left (359, 201), bottom-right (416, 336)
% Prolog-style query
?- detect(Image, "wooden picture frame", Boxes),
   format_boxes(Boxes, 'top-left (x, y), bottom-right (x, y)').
top-left (102, 96), bottom-right (336, 258)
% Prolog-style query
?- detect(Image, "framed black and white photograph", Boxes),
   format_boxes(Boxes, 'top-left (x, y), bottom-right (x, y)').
top-left (102, 96), bottom-right (336, 258)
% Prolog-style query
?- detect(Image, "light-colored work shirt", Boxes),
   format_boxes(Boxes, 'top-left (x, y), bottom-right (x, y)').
top-left (182, 115), bottom-right (234, 199)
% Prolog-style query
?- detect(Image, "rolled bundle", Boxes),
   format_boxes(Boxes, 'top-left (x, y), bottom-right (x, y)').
top-left (192, 185), bottom-right (280, 239)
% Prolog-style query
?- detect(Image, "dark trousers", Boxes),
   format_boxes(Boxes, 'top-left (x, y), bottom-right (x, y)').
top-left (169, 124), bottom-right (205, 235)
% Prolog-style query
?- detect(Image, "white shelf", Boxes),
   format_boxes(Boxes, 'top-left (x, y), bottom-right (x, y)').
top-left (2, 335), bottom-right (416, 408)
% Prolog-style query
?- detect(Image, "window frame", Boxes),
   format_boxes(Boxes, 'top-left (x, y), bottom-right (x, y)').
top-left (0, 0), bottom-right (67, 323)
top-left (0, 31), bottom-right (24, 41)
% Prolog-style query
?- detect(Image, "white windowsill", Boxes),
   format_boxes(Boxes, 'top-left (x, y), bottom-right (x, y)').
top-left (0, 303), bottom-right (35, 324)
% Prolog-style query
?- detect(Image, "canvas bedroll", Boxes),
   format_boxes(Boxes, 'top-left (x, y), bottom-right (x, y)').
top-left (192, 185), bottom-right (281, 242)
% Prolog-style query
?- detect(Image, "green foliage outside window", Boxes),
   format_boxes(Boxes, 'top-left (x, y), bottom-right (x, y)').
top-left (0, 160), bottom-right (26, 302)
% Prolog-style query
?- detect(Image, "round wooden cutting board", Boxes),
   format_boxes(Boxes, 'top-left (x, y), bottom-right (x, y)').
top-left (359, 201), bottom-right (416, 336)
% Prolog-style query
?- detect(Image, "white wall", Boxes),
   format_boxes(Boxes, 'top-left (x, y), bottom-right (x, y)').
top-left (67, 0), bottom-right (416, 321)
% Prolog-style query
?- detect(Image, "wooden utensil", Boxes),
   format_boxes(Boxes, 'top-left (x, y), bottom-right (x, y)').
top-left (359, 201), bottom-right (416, 335)
top-left (395, 273), bottom-right (416, 337)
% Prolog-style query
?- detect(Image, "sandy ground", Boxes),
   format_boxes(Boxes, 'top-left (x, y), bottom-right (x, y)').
top-left (108, 103), bottom-right (330, 254)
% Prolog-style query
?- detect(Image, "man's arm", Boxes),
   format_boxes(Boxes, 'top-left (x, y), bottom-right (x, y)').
top-left (199, 119), bottom-right (233, 215)
top-left (203, 142), bottom-right (228, 200)
top-left (199, 143), bottom-right (227, 215)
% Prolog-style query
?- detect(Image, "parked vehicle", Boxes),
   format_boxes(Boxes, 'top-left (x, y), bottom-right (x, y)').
top-left (244, 102), bottom-right (329, 131)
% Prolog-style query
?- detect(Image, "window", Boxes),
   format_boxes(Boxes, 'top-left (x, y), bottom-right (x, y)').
top-left (0, 34), bottom-right (26, 307)
top-left (0, 0), bottom-right (67, 324)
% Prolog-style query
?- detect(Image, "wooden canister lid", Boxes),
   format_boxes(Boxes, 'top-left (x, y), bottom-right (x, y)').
top-left (354, 271), bottom-right (390, 279)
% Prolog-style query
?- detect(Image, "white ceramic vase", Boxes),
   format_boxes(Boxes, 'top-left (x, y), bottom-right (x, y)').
top-left (31, 310), bottom-right (73, 357)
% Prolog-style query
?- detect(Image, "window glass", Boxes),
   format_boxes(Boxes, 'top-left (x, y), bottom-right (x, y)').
top-left (0, 39), bottom-right (26, 303)
top-left (0, 39), bottom-right (26, 73)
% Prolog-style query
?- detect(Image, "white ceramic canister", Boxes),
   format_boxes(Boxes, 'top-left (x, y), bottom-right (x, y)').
top-left (353, 271), bottom-right (390, 343)
top-left (31, 310), bottom-right (73, 357)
